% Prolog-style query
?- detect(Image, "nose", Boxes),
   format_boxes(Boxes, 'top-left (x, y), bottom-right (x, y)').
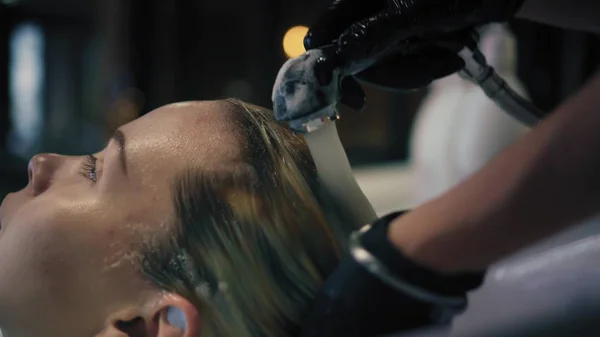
top-left (28, 154), bottom-right (64, 196)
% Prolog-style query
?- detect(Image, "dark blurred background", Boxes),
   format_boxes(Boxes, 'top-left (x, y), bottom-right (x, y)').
top-left (1, 0), bottom-right (599, 199)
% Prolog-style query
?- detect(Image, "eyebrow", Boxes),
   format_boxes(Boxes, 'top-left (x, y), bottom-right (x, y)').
top-left (111, 129), bottom-right (128, 175)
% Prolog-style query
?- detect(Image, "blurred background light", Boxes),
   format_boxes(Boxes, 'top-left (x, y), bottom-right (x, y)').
top-left (8, 21), bottom-right (45, 158)
top-left (1, 0), bottom-right (20, 6)
top-left (283, 25), bottom-right (308, 59)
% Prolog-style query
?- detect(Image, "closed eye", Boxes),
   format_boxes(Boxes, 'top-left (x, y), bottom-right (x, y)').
top-left (79, 155), bottom-right (98, 183)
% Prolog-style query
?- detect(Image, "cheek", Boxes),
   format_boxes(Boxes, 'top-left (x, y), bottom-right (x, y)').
top-left (0, 195), bottom-right (118, 300)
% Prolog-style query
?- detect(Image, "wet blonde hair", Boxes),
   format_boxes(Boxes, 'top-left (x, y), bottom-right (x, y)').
top-left (140, 98), bottom-right (358, 336)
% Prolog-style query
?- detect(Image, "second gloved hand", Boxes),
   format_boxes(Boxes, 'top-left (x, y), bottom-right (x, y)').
top-left (301, 212), bottom-right (485, 337)
top-left (304, 0), bottom-right (527, 110)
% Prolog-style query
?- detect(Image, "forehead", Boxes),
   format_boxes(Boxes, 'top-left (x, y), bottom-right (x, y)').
top-left (124, 100), bottom-right (246, 162)
top-left (119, 100), bottom-right (247, 188)
top-left (106, 100), bottom-right (249, 225)
top-left (136, 101), bottom-right (241, 135)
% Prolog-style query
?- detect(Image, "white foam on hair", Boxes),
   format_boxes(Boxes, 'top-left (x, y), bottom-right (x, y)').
top-left (101, 220), bottom-right (166, 272)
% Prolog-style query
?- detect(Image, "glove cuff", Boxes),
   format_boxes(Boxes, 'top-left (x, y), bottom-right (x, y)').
top-left (356, 211), bottom-right (486, 298)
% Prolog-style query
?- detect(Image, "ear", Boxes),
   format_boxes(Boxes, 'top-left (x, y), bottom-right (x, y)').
top-left (98, 294), bottom-right (202, 337)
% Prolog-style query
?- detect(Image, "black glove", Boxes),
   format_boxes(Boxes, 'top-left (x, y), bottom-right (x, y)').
top-left (301, 212), bottom-right (485, 337)
top-left (304, 0), bottom-right (527, 110)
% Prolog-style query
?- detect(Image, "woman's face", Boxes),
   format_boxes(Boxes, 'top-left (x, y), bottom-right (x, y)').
top-left (0, 101), bottom-right (245, 337)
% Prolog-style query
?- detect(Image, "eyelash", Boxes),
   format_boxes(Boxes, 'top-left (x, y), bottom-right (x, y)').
top-left (80, 155), bottom-right (98, 183)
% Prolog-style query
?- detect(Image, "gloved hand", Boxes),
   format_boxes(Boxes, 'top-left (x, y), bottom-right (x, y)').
top-left (301, 212), bottom-right (485, 337)
top-left (304, 0), bottom-right (527, 110)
